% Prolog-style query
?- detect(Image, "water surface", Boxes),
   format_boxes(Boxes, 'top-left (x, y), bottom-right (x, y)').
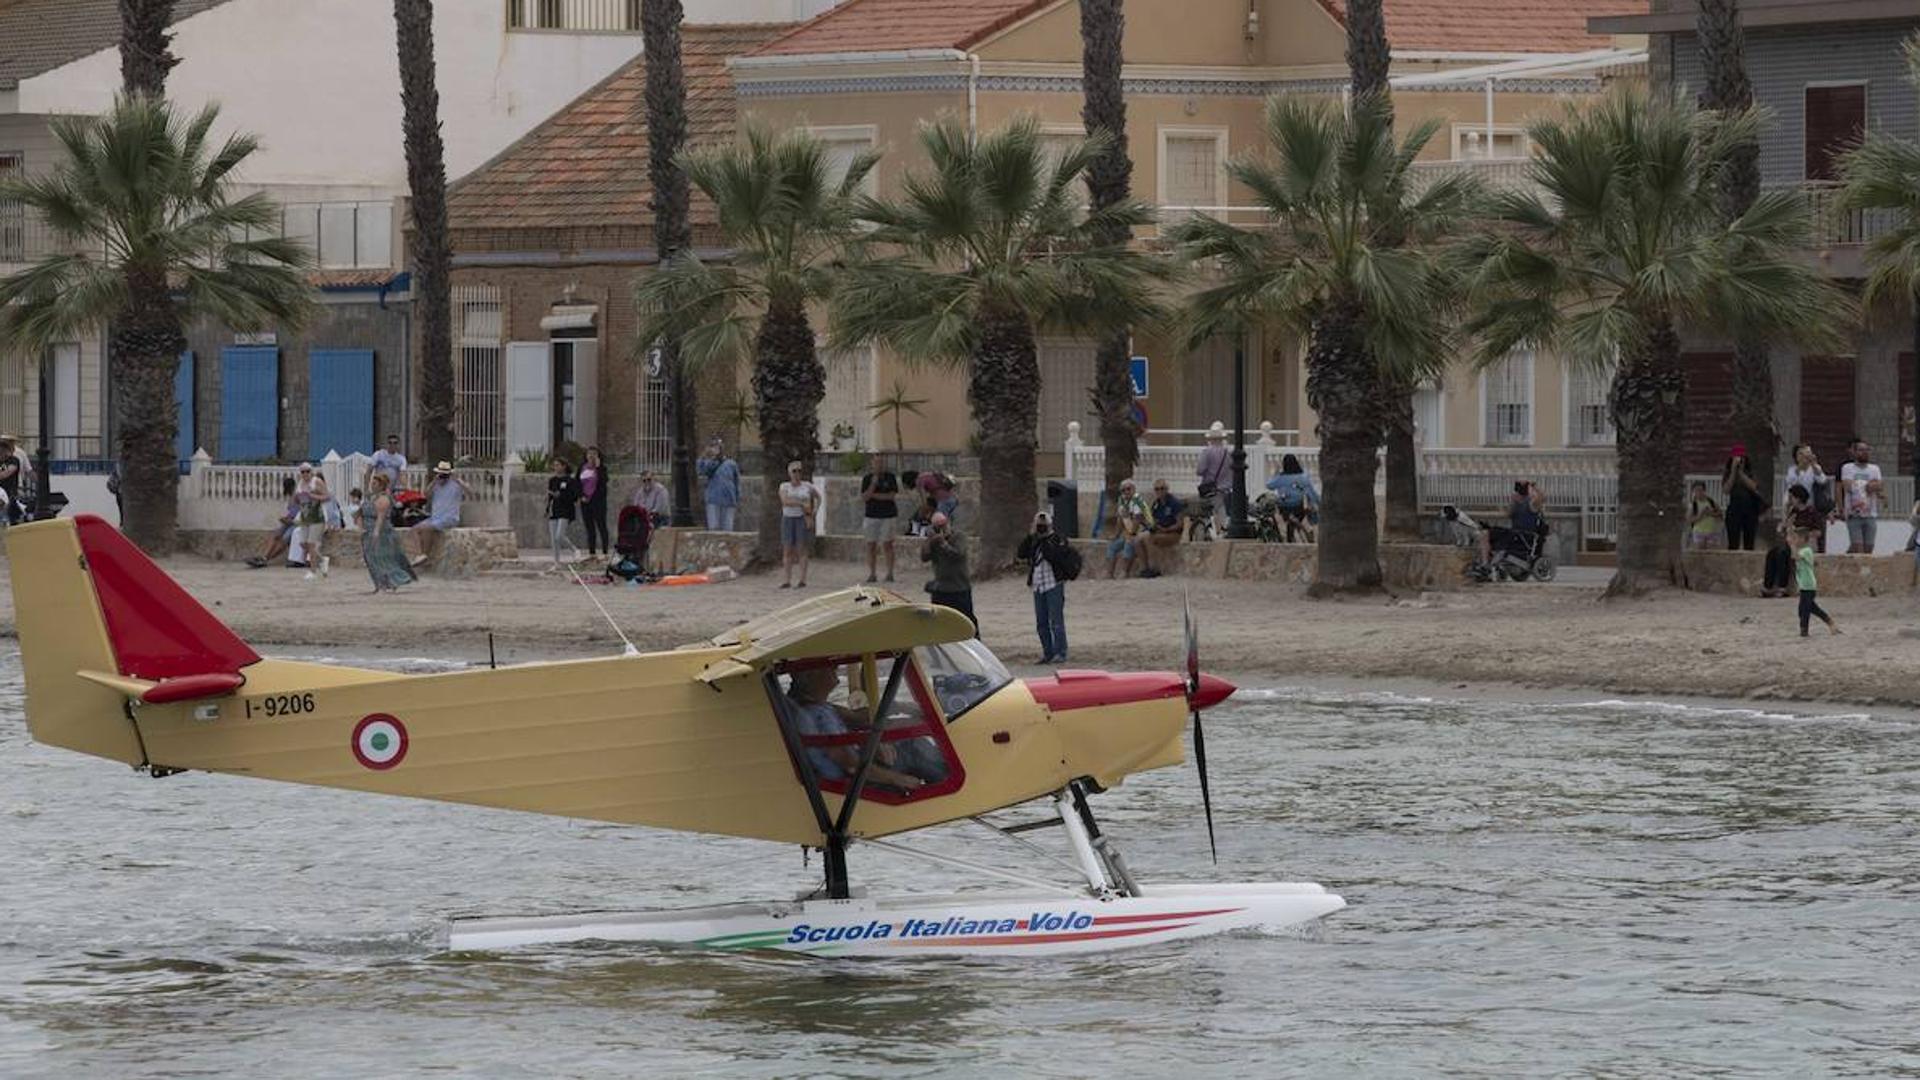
top-left (2, 653), bottom-right (1916, 1077)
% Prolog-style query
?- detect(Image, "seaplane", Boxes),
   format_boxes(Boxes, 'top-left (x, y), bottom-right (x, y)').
top-left (7, 514), bottom-right (1343, 957)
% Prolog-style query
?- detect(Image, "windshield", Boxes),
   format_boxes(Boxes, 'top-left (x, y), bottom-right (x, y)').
top-left (916, 639), bottom-right (1013, 721)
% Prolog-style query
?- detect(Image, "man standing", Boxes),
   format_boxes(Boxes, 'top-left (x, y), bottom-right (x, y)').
top-left (860, 451), bottom-right (901, 583)
top-left (1195, 422), bottom-right (1230, 535)
top-left (369, 434), bottom-right (408, 491)
top-left (1837, 439), bottom-right (1884, 554)
top-left (0, 436), bottom-right (21, 524)
top-left (920, 511), bottom-right (975, 633)
top-left (629, 469), bottom-right (671, 523)
top-left (697, 439), bottom-right (741, 531)
top-left (1018, 511), bottom-right (1072, 664)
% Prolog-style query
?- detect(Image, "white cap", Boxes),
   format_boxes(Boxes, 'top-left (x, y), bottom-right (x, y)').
top-left (1205, 421), bottom-right (1227, 441)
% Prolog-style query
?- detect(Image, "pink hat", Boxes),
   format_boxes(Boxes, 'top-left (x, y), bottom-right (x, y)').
top-left (1729, 443), bottom-right (1748, 457)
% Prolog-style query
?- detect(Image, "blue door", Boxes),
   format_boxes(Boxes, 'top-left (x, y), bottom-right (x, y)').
top-left (174, 351), bottom-right (195, 465)
top-left (220, 346), bottom-right (279, 460)
top-left (308, 348), bottom-right (374, 460)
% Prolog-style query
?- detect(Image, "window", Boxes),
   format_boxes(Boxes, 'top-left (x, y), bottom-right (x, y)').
top-left (1158, 127), bottom-right (1227, 219)
top-left (1452, 125), bottom-right (1529, 161)
top-left (1412, 381), bottom-right (1444, 447)
top-left (452, 284), bottom-right (504, 461)
top-left (774, 654), bottom-right (965, 806)
top-left (818, 346), bottom-right (875, 450)
top-left (1805, 84), bottom-right (1866, 182)
top-left (1483, 351), bottom-right (1533, 446)
top-left (1036, 338), bottom-right (1099, 445)
top-left (915, 639), bottom-right (1012, 721)
top-left (1039, 126), bottom-right (1091, 197)
top-left (811, 126), bottom-right (878, 197)
top-left (1566, 363), bottom-right (1614, 446)
top-left (0, 153), bottom-right (23, 262)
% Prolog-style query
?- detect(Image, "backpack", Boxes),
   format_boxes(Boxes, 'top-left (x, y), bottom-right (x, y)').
top-left (1053, 541), bottom-right (1084, 582)
top-left (1810, 475), bottom-right (1835, 516)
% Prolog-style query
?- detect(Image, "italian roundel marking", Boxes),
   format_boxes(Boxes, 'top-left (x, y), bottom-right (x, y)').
top-left (351, 714), bottom-right (409, 770)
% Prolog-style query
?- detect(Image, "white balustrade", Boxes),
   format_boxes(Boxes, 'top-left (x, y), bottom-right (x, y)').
top-left (179, 451), bottom-right (512, 530)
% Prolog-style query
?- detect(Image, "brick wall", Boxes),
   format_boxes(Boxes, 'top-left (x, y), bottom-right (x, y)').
top-left (441, 264), bottom-right (736, 463)
top-left (178, 297), bottom-right (409, 462)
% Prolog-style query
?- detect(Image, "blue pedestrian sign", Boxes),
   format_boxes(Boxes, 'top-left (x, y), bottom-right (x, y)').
top-left (1129, 356), bottom-right (1149, 398)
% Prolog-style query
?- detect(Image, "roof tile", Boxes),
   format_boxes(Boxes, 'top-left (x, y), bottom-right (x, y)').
top-left (0, 0), bottom-right (236, 89)
top-left (446, 23), bottom-right (785, 234)
top-left (749, 0), bottom-right (1051, 57)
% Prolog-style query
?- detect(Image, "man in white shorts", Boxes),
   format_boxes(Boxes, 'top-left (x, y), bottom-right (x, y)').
top-left (859, 451), bottom-right (901, 583)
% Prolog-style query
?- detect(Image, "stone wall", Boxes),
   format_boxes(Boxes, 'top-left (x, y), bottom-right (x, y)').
top-left (1683, 549), bottom-right (1918, 597)
top-left (176, 526), bottom-right (518, 579)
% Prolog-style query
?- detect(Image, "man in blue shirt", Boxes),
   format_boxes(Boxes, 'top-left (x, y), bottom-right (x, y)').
top-left (697, 439), bottom-right (741, 531)
top-left (786, 666), bottom-right (927, 792)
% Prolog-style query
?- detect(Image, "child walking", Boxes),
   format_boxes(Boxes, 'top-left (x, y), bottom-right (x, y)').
top-left (1794, 530), bottom-right (1841, 637)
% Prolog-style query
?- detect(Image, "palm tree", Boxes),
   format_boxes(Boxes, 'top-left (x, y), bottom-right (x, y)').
top-left (393, 0), bottom-right (455, 465)
top-left (869, 379), bottom-right (929, 451)
top-left (1343, 0), bottom-right (1421, 543)
top-left (120, 0), bottom-right (179, 96)
top-left (1838, 35), bottom-right (1920, 439)
top-left (0, 99), bottom-right (313, 550)
top-left (1696, 0), bottom-right (1779, 512)
top-left (1170, 95), bottom-right (1475, 592)
top-left (634, 125), bottom-right (878, 563)
top-left (642, 0), bottom-right (698, 526)
top-left (1461, 89), bottom-right (1849, 595)
top-left (834, 116), bottom-right (1169, 569)
top-left (1078, 0), bottom-right (1140, 516)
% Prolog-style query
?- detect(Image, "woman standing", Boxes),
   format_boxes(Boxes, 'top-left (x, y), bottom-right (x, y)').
top-left (294, 463), bottom-right (332, 581)
top-left (578, 446), bottom-right (610, 556)
top-left (545, 457), bottom-right (581, 570)
top-left (779, 460), bottom-right (818, 588)
top-left (360, 474), bottom-right (415, 593)
top-left (1721, 446), bottom-right (1765, 551)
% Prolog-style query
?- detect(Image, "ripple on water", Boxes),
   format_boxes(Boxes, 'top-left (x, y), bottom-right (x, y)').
top-left (0, 650), bottom-right (1916, 1077)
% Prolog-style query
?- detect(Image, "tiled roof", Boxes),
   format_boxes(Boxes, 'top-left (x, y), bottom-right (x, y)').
top-left (1318, 0), bottom-right (1647, 54)
top-left (0, 0), bottom-right (237, 89)
top-left (446, 23), bottom-right (784, 233)
top-left (310, 268), bottom-right (404, 290)
top-left (748, 0), bottom-right (1051, 57)
top-left (747, 0), bottom-right (1646, 60)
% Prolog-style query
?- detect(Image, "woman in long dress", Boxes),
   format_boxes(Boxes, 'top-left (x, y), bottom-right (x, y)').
top-left (362, 474), bottom-right (416, 593)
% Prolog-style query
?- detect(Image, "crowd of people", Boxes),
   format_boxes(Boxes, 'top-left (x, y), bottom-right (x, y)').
top-left (195, 421), bottom-right (1920, 653)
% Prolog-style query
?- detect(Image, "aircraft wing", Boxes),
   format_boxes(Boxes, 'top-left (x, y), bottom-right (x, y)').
top-left (696, 587), bottom-right (976, 685)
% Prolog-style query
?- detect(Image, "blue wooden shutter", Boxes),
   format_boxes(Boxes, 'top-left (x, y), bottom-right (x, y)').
top-left (220, 346), bottom-right (279, 460)
top-left (307, 348), bottom-right (374, 460)
top-left (175, 351), bottom-right (195, 465)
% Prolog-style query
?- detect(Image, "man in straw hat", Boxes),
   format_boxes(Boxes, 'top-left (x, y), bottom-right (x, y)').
top-left (1194, 421), bottom-right (1230, 537)
top-left (409, 460), bottom-right (471, 568)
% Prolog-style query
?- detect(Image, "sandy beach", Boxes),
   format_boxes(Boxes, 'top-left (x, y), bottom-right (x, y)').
top-left (3, 553), bottom-right (1914, 709)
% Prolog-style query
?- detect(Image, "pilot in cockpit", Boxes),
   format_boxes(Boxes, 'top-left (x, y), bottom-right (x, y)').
top-left (787, 665), bottom-right (929, 793)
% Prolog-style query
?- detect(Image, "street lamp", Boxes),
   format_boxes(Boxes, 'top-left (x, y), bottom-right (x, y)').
top-left (32, 346), bottom-right (51, 520)
top-left (1225, 329), bottom-right (1255, 539)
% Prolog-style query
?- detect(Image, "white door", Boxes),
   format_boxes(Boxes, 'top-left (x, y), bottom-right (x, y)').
top-left (570, 339), bottom-right (598, 447)
top-left (52, 343), bottom-right (81, 458)
top-left (506, 342), bottom-right (551, 454)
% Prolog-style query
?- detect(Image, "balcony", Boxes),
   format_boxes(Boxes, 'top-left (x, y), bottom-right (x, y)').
top-left (504, 0), bottom-right (638, 32)
top-left (1792, 180), bottom-right (1899, 248)
top-left (1407, 156), bottom-right (1537, 192)
top-left (0, 201), bottom-right (76, 268)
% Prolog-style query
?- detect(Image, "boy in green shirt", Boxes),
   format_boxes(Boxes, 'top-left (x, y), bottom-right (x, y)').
top-left (1794, 530), bottom-right (1841, 637)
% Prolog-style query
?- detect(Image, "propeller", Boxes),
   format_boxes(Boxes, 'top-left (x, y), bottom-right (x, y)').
top-left (1183, 590), bottom-right (1218, 864)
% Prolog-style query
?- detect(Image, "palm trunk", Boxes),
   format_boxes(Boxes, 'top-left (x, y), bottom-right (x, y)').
top-left (119, 0), bottom-right (178, 97)
top-left (1305, 301), bottom-right (1383, 592)
top-left (394, 0), bottom-right (455, 465)
top-left (113, 269), bottom-right (187, 552)
top-left (1608, 317), bottom-right (1688, 594)
top-left (643, 0), bottom-right (698, 526)
top-left (1698, 0), bottom-right (1776, 527)
top-left (1079, 0), bottom-right (1137, 517)
top-left (1381, 376), bottom-right (1421, 541)
top-left (1344, 0), bottom-right (1391, 101)
top-left (971, 308), bottom-right (1042, 571)
top-left (751, 297), bottom-right (824, 565)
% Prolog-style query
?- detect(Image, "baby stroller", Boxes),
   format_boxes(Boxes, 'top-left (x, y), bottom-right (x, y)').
top-left (389, 488), bottom-right (430, 528)
top-left (607, 505), bottom-right (654, 583)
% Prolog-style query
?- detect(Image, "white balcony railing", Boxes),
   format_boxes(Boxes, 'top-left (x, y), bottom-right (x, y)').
top-left (1791, 180), bottom-right (1900, 248)
top-left (505, 0), bottom-right (638, 32)
top-left (179, 450), bottom-right (514, 530)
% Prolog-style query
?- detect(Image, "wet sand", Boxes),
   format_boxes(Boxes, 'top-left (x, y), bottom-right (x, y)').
top-left (2, 554), bottom-right (1914, 709)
